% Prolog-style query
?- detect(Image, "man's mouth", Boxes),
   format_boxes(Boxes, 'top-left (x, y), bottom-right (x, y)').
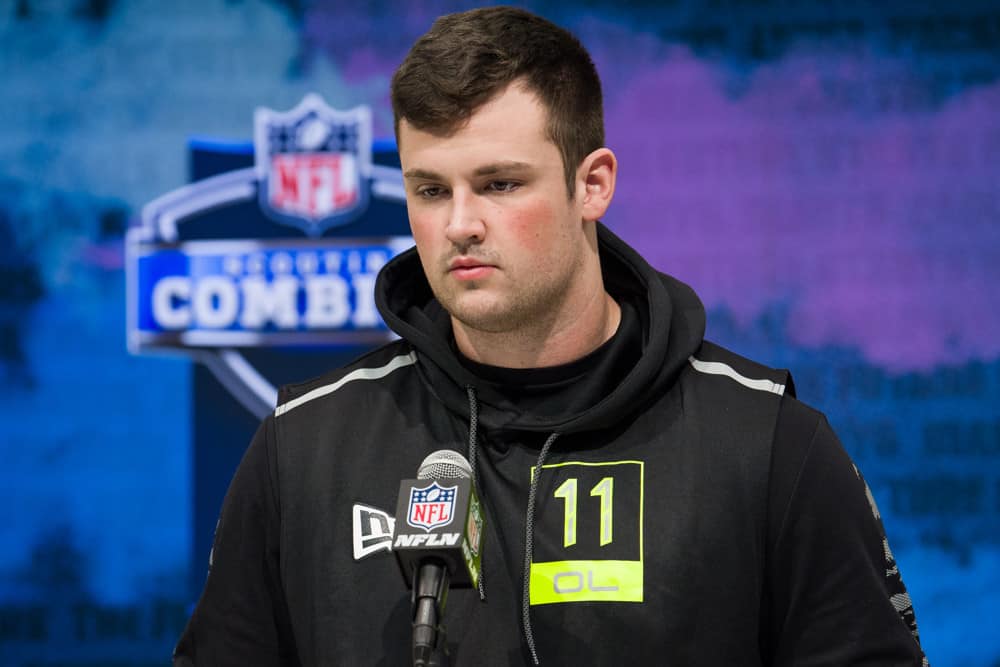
top-left (448, 257), bottom-right (496, 281)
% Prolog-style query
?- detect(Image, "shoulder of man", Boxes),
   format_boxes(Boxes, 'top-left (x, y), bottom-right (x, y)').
top-left (685, 339), bottom-right (795, 399)
top-left (273, 339), bottom-right (419, 419)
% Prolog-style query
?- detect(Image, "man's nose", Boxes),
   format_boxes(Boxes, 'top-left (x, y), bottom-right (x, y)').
top-left (445, 192), bottom-right (486, 245)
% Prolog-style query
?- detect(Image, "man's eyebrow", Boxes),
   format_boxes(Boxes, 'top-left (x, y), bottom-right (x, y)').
top-left (402, 161), bottom-right (535, 180)
top-left (473, 161), bottom-right (533, 176)
top-left (402, 168), bottom-right (442, 180)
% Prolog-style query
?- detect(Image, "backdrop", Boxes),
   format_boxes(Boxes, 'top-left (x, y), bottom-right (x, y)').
top-left (1, 1), bottom-right (998, 664)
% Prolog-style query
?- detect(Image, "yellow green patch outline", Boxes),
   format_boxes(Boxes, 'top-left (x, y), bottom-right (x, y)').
top-left (529, 460), bottom-right (644, 605)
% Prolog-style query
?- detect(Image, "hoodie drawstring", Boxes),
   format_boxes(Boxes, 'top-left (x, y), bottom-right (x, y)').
top-left (465, 386), bottom-right (486, 602)
top-left (522, 431), bottom-right (560, 666)
top-left (465, 384), bottom-right (559, 665)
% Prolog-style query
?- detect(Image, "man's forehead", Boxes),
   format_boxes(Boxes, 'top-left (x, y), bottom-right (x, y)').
top-left (397, 115), bottom-right (467, 145)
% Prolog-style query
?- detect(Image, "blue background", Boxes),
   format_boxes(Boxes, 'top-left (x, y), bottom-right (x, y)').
top-left (2, 1), bottom-right (998, 664)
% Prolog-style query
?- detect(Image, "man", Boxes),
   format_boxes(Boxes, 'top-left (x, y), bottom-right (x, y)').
top-left (174, 7), bottom-right (927, 666)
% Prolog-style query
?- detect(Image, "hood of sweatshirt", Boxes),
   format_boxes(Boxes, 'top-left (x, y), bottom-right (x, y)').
top-left (374, 223), bottom-right (706, 436)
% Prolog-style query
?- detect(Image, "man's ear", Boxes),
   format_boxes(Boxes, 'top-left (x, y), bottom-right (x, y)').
top-left (578, 147), bottom-right (617, 222)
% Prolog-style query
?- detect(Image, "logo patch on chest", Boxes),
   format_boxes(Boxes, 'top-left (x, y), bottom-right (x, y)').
top-left (352, 503), bottom-right (395, 561)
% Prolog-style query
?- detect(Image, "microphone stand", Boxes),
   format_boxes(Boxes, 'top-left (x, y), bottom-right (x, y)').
top-left (412, 561), bottom-right (450, 667)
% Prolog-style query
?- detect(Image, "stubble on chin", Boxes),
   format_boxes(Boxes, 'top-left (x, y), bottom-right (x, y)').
top-left (438, 282), bottom-right (514, 334)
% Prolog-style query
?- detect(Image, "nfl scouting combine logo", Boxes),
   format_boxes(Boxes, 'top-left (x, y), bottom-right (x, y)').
top-left (126, 94), bottom-right (410, 418)
top-left (407, 482), bottom-right (458, 532)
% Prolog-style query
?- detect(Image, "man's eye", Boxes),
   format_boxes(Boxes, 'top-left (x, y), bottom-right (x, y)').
top-left (487, 181), bottom-right (520, 193)
top-left (416, 186), bottom-right (446, 199)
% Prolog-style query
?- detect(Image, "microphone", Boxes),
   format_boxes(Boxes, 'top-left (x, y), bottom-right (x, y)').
top-left (393, 450), bottom-right (486, 667)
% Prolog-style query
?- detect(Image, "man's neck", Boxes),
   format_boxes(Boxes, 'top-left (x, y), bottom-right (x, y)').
top-left (452, 291), bottom-right (621, 369)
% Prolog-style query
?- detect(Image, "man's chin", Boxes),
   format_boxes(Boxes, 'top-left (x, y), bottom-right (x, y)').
top-left (447, 299), bottom-right (519, 335)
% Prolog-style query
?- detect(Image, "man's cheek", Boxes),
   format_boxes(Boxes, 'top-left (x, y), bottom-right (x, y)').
top-left (506, 200), bottom-right (558, 252)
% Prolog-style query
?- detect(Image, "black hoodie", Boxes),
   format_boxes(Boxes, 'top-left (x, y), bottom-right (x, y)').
top-left (175, 224), bottom-right (927, 666)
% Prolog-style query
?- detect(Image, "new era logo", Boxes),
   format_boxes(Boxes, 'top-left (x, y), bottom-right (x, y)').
top-left (352, 503), bottom-right (395, 561)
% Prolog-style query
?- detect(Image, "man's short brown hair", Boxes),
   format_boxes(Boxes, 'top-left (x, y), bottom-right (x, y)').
top-left (391, 6), bottom-right (605, 197)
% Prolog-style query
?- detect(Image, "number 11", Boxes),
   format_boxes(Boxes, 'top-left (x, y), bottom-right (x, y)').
top-left (553, 476), bottom-right (614, 548)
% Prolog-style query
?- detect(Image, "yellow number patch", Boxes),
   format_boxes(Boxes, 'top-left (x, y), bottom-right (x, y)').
top-left (529, 460), bottom-right (644, 605)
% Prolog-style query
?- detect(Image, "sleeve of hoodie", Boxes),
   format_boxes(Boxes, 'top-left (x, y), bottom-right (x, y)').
top-left (763, 395), bottom-right (928, 666)
top-left (172, 415), bottom-right (300, 666)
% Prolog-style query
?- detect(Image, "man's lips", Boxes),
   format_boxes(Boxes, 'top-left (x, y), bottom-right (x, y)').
top-left (448, 257), bottom-right (496, 280)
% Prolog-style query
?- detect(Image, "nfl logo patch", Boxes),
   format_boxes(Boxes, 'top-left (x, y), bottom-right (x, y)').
top-left (254, 93), bottom-right (372, 236)
top-left (407, 482), bottom-right (458, 532)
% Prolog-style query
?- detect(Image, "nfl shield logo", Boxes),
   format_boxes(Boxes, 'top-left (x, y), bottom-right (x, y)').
top-left (254, 94), bottom-right (372, 236)
top-left (407, 482), bottom-right (458, 532)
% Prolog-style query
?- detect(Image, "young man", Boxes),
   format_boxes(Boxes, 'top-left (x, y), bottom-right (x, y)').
top-left (174, 7), bottom-right (927, 666)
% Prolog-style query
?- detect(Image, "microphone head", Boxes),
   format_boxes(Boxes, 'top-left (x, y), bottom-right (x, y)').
top-left (417, 450), bottom-right (472, 480)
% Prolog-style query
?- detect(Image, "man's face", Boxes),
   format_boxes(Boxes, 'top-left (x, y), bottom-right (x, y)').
top-left (398, 83), bottom-right (592, 337)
